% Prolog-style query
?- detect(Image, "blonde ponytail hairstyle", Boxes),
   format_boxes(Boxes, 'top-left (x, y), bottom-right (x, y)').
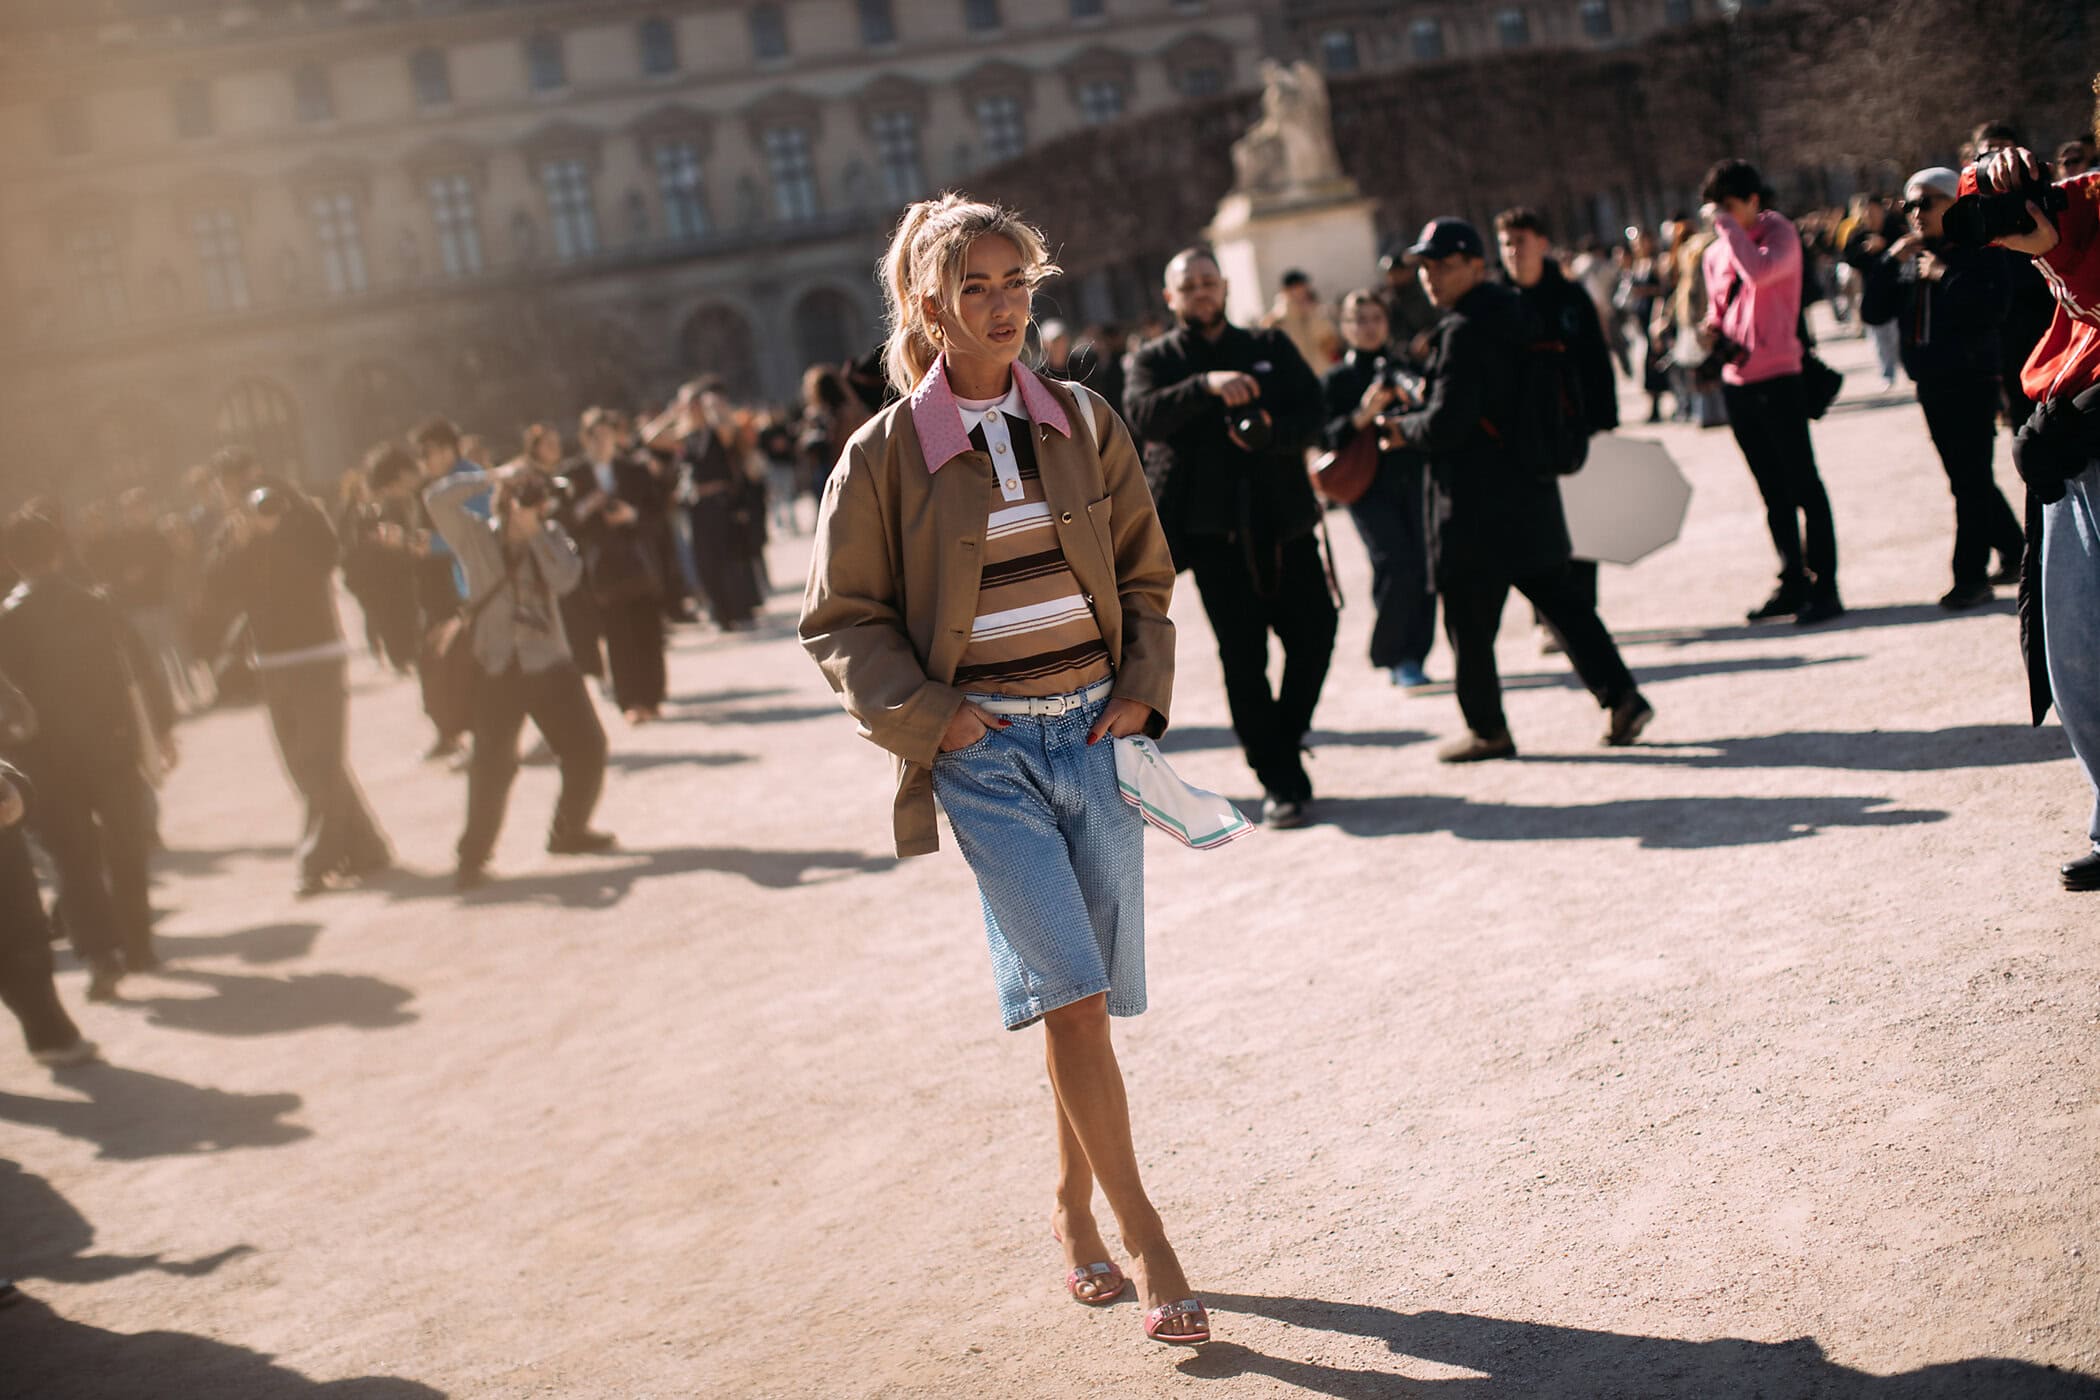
top-left (879, 194), bottom-right (1060, 395)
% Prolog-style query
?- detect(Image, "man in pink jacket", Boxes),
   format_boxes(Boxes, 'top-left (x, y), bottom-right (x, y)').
top-left (1702, 159), bottom-right (1845, 625)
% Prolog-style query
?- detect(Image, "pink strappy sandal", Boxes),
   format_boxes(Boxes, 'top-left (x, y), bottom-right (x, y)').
top-left (1144, 1298), bottom-right (1211, 1346)
top-left (1051, 1222), bottom-right (1129, 1306)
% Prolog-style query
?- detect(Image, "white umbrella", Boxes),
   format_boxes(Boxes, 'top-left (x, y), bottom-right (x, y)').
top-left (1560, 433), bottom-right (1693, 566)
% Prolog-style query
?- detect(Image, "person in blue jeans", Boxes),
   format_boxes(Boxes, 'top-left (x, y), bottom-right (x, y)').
top-left (801, 196), bottom-right (1209, 1345)
top-left (1986, 144), bottom-right (2100, 891)
top-left (1322, 291), bottom-right (1437, 689)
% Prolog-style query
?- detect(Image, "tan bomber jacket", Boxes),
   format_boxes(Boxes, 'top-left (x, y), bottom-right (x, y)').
top-left (799, 363), bottom-right (1176, 857)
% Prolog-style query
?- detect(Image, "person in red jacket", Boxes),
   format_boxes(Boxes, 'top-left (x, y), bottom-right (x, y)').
top-left (1983, 147), bottom-right (2100, 890)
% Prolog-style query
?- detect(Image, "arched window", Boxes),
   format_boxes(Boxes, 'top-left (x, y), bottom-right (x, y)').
top-left (793, 288), bottom-right (866, 372)
top-left (678, 304), bottom-right (759, 401)
top-left (216, 378), bottom-right (306, 477)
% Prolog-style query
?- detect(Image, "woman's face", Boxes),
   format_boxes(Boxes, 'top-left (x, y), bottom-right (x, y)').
top-left (935, 234), bottom-right (1030, 369)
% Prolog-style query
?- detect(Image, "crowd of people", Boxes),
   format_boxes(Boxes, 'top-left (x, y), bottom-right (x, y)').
top-left (5, 99), bottom-right (2099, 1355)
top-left (0, 358), bottom-right (899, 1063)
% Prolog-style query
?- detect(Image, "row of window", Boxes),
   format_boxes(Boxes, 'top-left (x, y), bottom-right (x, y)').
top-left (1314, 0), bottom-right (1726, 74)
top-left (53, 88), bottom-right (1065, 328)
top-left (44, 12), bottom-right (1197, 156)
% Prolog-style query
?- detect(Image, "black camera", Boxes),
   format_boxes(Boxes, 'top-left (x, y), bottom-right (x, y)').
top-left (1228, 406), bottom-right (1273, 453)
top-left (1375, 357), bottom-right (1425, 403)
top-left (1695, 334), bottom-right (1747, 384)
top-left (1942, 167), bottom-right (2071, 248)
top-left (247, 485), bottom-right (291, 519)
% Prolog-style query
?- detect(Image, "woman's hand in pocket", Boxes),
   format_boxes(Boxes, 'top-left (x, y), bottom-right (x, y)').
top-left (1087, 698), bottom-right (1153, 747)
top-left (939, 700), bottom-right (1010, 753)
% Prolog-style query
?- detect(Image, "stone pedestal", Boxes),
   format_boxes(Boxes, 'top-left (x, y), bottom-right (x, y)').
top-left (1205, 182), bottom-right (1382, 330)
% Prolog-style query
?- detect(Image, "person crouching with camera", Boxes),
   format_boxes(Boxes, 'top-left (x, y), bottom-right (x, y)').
top-left (1976, 142), bottom-right (2100, 891)
top-left (1379, 218), bottom-right (1653, 763)
top-left (424, 464), bottom-right (613, 893)
top-left (1124, 247), bottom-right (1336, 828)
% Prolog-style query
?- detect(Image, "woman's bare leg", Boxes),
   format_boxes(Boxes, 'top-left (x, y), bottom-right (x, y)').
top-left (1050, 1075), bottom-right (1121, 1301)
top-left (1041, 994), bottom-right (1200, 1336)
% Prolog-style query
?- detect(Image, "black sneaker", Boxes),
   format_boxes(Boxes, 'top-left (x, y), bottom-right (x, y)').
top-left (1938, 581), bottom-right (1995, 611)
top-left (1793, 594), bottom-right (1846, 626)
top-left (1437, 731), bottom-right (1518, 764)
top-left (1747, 585), bottom-right (1810, 623)
top-left (2063, 851), bottom-right (2100, 892)
top-left (547, 829), bottom-right (618, 856)
top-left (1602, 693), bottom-right (1656, 747)
top-left (85, 958), bottom-right (123, 1003)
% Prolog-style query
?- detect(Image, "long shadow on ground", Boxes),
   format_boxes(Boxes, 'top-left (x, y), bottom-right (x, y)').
top-left (377, 843), bottom-right (898, 910)
top-left (1, 1161), bottom-right (254, 1286)
top-left (1179, 1294), bottom-right (2098, 1398)
top-left (1, 1296), bottom-right (442, 1399)
top-left (1317, 793), bottom-right (1945, 849)
top-left (1164, 727), bottom-right (1433, 755)
top-left (1522, 723), bottom-right (2068, 773)
top-left (1617, 600), bottom-right (2012, 650)
top-left (0, 1064), bottom-right (307, 1159)
top-left (153, 921), bottom-right (322, 966)
top-left (123, 969), bottom-right (417, 1038)
top-left (1407, 652), bottom-right (1857, 701)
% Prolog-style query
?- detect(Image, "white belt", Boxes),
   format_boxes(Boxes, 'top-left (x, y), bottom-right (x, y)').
top-left (966, 677), bottom-right (1114, 718)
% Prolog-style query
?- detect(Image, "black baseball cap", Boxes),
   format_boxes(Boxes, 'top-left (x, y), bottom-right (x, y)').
top-left (1405, 217), bottom-right (1486, 262)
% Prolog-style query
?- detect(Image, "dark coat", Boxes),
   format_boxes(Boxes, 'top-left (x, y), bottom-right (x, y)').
top-left (1859, 241), bottom-right (2010, 383)
top-left (0, 577), bottom-right (170, 769)
top-left (200, 480), bottom-right (346, 663)
top-left (1391, 281), bottom-right (1572, 580)
top-left (1517, 260), bottom-right (1621, 435)
top-left (559, 454), bottom-right (672, 607)
top-left (1122, 321), bottom-right (1325, 570)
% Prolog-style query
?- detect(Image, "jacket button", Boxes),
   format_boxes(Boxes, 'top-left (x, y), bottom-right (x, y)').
top-left (1060, 511), bottom-right (1073, 523)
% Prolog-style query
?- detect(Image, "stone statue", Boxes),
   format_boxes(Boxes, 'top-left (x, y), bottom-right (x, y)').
top-left (1229, 60), bottom-right (1345, 198)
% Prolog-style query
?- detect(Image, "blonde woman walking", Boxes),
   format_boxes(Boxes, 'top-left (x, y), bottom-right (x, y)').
top-left (800, 195), bottom-right (1208, 1345)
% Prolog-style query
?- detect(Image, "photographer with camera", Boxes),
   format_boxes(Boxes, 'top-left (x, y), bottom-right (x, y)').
top-left (1321, 290), bottom-right (1437, 690)
top-left (424, 463), bottom-right (613, 893)
top-left (1857, 167), bottom-right (2026, 610)
top-left (1125, 246), bottom-right (1334, 827)
top-left (1701, 159), bottom-right (1845, 626)
top-left (1971, 142), bottom-right (2100, 891)
top-left (1379, 218), bottom-right (1652, 764)
top-left (200, 448), bottom-right (390, 899)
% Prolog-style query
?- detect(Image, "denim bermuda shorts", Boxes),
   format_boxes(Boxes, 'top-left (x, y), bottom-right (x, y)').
top-left (931, 686), bottom-right (1147, 1032)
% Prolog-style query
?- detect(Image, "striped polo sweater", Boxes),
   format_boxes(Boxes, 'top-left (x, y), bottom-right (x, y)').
top-left (951, 388), bottom-right (1112, 697)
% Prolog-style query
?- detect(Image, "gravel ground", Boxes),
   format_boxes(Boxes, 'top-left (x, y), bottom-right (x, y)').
top-left (3, 324), bottom-right (2097, 1399)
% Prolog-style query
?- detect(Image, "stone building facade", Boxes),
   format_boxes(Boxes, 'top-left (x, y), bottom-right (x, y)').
top-left (0, 0), bottom-right (1268, 498)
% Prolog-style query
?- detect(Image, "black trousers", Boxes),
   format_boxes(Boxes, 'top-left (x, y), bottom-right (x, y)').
top-left (600, 599), bottom-right (667, 711)
top-left (459, 662), bottom-right (607, 869)
top-left (1442, 560), bottom-right (1638, 740)
top-left (0, 821), bottom-right (79, 1053)
top-left (1345, 459), bottom-right (1438, 670)
top-left (24, 751), bottom-right (152, 969)
top-left (1917, 374), bottom-right (2026, 587)
top-left (1722, 374), bottom-right (1839, 594)
top-left (260, 661), bottom-right (390, 886)
top-left (1186, 533), bottom-right (1337, 800)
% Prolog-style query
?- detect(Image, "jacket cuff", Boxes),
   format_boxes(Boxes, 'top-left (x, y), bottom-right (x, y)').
top-left (886, 681), bottom-right (970, 769)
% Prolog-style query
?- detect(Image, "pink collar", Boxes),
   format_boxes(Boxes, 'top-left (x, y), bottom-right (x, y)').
top-left (907, 357), bottom-right (1073, 473)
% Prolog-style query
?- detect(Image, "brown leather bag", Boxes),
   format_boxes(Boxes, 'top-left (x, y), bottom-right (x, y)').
top-left (1308, 425), bottom-right (1379, 506)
